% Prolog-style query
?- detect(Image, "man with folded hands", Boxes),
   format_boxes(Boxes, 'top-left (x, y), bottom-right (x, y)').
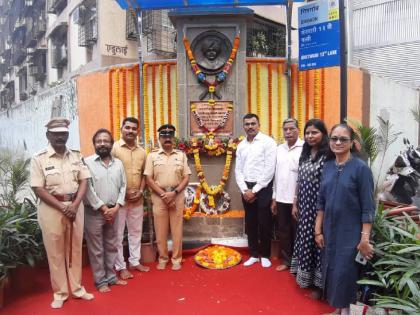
top-left (112, 117), bottom-right (150, 279)
top-left (84, 128), bottom-right (127, 292)
top-left (30, 117), bottom-right (94, 309)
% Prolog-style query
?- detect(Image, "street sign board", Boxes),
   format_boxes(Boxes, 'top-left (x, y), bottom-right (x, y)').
top-left (298, 0), bottom-right (340, 71)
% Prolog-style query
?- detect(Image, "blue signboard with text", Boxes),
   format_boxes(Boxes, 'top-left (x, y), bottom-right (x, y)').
top-left (298, 0), bottom-right (340, 71)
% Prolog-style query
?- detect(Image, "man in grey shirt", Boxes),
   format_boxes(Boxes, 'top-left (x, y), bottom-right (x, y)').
top-left (84, 128), bottom-right (127, 292)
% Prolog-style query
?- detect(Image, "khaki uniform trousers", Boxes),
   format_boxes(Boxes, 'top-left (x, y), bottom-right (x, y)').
top-left (38, 201), bottom-right (86, 301)
top-left (151, 193), bottom-right (184, 265)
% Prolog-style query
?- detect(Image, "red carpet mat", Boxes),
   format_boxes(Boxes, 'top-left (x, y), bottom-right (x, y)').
top-left (2, 255), bottom-right (334, 315)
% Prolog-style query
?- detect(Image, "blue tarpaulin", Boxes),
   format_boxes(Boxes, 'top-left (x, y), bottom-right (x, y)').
top-left (115, 0), bottom-right (304, 10)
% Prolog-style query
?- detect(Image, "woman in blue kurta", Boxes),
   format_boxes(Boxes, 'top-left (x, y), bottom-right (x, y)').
top-left (315, 124), bottom-right (375, 315)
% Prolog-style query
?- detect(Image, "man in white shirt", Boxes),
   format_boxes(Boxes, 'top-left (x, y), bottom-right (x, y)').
top-left (271, 118), bottom-right (304, 272)
top-left (235, 113), bottom-right (277, 268)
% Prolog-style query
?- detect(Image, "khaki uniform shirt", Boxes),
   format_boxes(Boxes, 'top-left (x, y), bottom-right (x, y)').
top-left (143, 148), bottom-right (191, 193)
top-left (112, 139), bottom-right (146, 190)
top-left (30, 144), bottom-right (91, 195)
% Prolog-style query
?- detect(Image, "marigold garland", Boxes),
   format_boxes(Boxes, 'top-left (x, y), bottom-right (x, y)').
top-left (183, 34), bottom-right (240, 107)
top-left (314, 69), bottom-right (321, 118)
top-left (108, 70), bottom-right (114, 137)
top-left (256, 63), bottom-right (262, 119)
top-left (114, 69), bottom-right (121, 140)
top-left (297, 70), bottom-right (304, 136)
top-left (305, 71), bottom-right (310, 122)
top-left (129, 68), bottom-right (135, 117)
top-left (247, 63), bottom-right (252, 113)
top-left (167, 64), bottom-right (172, 124)
top-left (158, 64), bottom-right (164, 126)
top-left (268, 63), bottom-right (273, 136)
top-left (291, 65), bottom-right (296, 118)
top-left (192, 139), bottom-right (238, 208)
top-left (134, 64), bottom-right (140, 124)
top-left (122, 68), bottom-right (127, 119)
top-left (151, 65), bottom-right (157, 145)
top-left (277, 63), bottom-right (283, 141)
top-left (143, 64), bottom-right (150, 150)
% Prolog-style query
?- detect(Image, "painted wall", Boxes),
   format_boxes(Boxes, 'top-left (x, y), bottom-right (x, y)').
top-left (369, 75), bottom-right (420, 185)
top-left (0, 80), bottom-right (79, 157)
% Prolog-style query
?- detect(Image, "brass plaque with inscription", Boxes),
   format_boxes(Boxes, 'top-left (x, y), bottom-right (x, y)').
top-left (190, 101), bottom-right (234, 136)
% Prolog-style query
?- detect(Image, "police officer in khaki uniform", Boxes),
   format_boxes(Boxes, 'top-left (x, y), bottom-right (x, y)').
top-left (30, 118), bottom-right (94, 308)
top-left (144, 124), bottom-right (191, 271)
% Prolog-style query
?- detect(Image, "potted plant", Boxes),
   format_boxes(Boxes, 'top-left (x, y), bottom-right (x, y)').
top-left (358, 204), bottom-right (420, 314)
top-left (0, 154), bottom-right (45, 307)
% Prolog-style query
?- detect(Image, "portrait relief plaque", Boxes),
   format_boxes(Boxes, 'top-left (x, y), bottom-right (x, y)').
top-left (190, 101), bottom-right (234, 137)
top-left (191, 30), bottom-right (232, 75)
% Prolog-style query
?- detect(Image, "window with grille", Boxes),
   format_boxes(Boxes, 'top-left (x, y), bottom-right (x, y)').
top-left (141, 10), bottom-right (176, 56)
top-left (247, 16), bottom-right (286, 57)
top-left (126, 8), bottom-right (138, 41)
top-left (77, 0), bottom-right (97, 47)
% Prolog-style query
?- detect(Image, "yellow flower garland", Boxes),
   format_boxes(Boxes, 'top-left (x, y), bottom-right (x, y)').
top-left (159, 64), bottom-right (164, 126)
top-left (314, 69), bottom-right (321, 118)
top-left (143, 64), bottom-right (150, 150)
top-left (129, 68), bottom-right (135, 116)
top-left (277, 63), bottom-right (283, 141)
top-left (114, 69), bottom-right (121, 140)
top-left (297, 70), bottom-right (304, 136)
top-left (256, 63), bottom-right (262, 118)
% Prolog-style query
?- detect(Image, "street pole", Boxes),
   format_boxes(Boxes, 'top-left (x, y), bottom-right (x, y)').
top-left (286, 0), bottom-right (293, 118)
top-left (135, 8), bottom-right (146, 146)
top-left (339, 0), bottom-right (347, 123)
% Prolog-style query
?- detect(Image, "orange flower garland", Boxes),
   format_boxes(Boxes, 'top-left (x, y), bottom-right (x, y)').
top-left (305, 71), bottom-right (310, 122)
top-left (159, 64), bottom-right (164, 126)
top-left (247, 63), bottom-right (252, 113)
top-left (114, 69), bottom-right (121, 140)
top-left (314, 69), bottom-right (321, 118)
top-left (142, 64), bottom-right (150, 150)
top-left (256, 63), bottom-right (262, 118)
top-left (122, 68), bottom-right (127, 119)
top-left (151, 65), bottom-right (157, 145)
top-left (129, 68), bottom-right (135, 116)
top-left (167, 64), bottom-right (172, 124)
top-left (108, 70), bottom-right (114, 137)
top-left (268, 63), bottom-right (273, 136)
top-left (277, 63), bottom-right (283, 141)
top-left (321, 68), bottom-right (325, 120)
top-left (297, 70), bottom-right (304, 135)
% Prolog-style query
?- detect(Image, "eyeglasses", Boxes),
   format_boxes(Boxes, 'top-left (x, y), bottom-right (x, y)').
top-left (244, 122), bottom-right (258, 127)
top-left (330, 136), bottom-right (351, 143)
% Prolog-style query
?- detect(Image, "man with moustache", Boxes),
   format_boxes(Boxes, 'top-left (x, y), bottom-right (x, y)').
top-left (144, 124), bottom-right (191, 271)
top-left (271, 118), bottom-right (304, 272)
top-left (30, 117), bottom-right (94, 308)
top-left (235, 113), bottom-right (277, 268)
top-left (112, 117), bottom-right (149, 280)
top-left (84, 129), bottom-right (127, 292)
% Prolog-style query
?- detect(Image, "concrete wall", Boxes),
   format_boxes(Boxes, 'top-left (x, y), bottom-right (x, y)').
top-left (0, 80), bottom-right (80, 157)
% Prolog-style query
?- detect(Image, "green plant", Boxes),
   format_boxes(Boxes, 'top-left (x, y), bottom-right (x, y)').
top-left (358, 204), bottom-right (420, 314)
top-left (0, 154), bottom-right (44, 280)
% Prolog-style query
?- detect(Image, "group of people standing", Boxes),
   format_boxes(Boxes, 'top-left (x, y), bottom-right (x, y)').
top-left (30, 117), bottom-right (190, 308)
top-left (30, 113), bottom-right (375, 314)
top-left (235, 114), bottom-right (375, 315)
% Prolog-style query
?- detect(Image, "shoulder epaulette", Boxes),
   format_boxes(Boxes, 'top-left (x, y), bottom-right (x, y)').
top-left (34, 148), bottom-right (48, 156)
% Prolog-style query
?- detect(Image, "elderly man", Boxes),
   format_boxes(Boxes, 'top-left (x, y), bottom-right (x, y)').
top-left (84, 128), bottom-right (127, 292)
top-left (235, 113), bottom-right (277, 268)
top-left (112, 117), bottom-right (149, 279)
top-left (144, 124), bottom-right (191, 271)
top-left (30, 117), bottom-right (94, 308)
top-left (271, 118), bottom-right (304, 271)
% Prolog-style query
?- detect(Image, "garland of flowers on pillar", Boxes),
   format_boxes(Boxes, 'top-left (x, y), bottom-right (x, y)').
top-left (297, 70), bottom-right (304, 135)
top-left (129, 68), bottom-right (135, 117)
top-left (247, 63), bottom-right (252, 113)
top-left (167, 64), bottom-right (172, 124)
top-left (277, 63), bottom-right (283, 141)
top-left (256, 63), bottom-right (262, 118)
top-left (158, 64), bottom-right (164, 126)
top-left (321, 68), bottom-right (325, 120)
top-left (108, 70), bottom-right (114, 137)
top-left (314, 69), bottom-right (321, 118)
top-left (143, 64), bottom-right (150, 151)
top-left (268, 64), bottom-right (273, 136)
top-left (183, 34), bottom-right (240, 107)
top-left (151, 65), bottom-right (157, 145)
top-left (114, 69), bottom-right (121, 140)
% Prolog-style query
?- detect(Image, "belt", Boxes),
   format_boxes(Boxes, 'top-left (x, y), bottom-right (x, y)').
top-left (53, 193), bottom-right (76, 202)
top-left (164, 187), bottom-right (176, 192)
